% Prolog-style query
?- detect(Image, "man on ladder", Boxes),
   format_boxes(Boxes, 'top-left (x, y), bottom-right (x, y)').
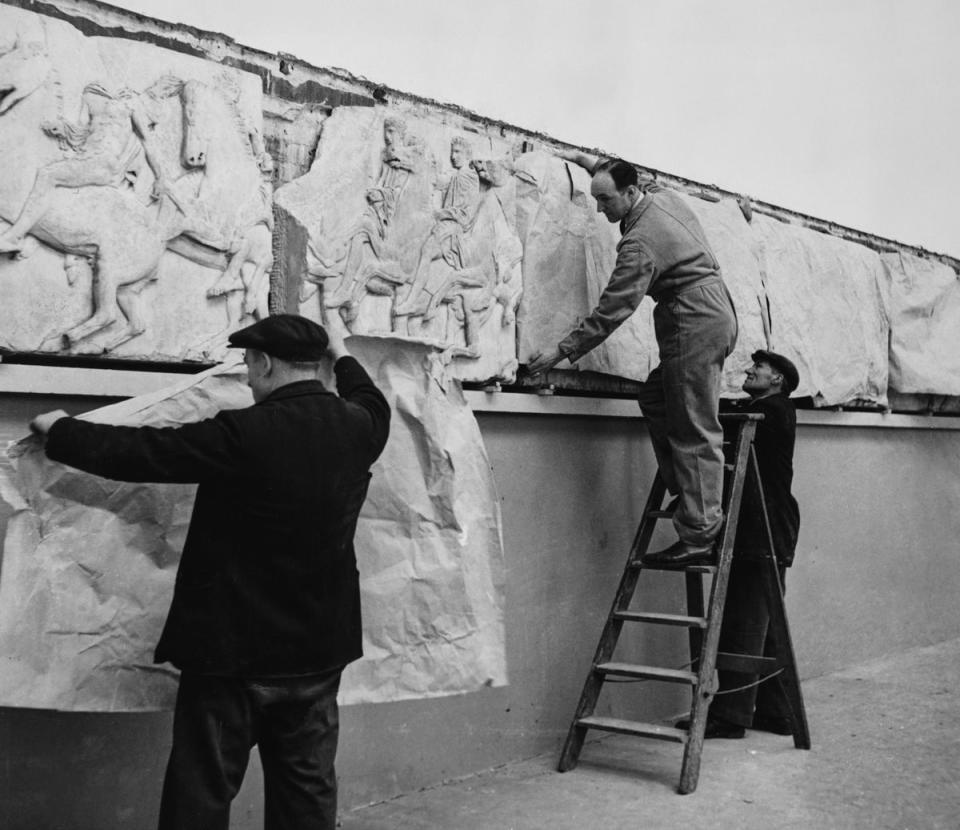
top-left (528, 151), bottom-right (738, 566)
top-left (679, 349), bottom-right (802, 739)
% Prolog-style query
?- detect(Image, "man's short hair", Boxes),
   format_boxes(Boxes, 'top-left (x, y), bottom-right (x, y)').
top-left (594, 158), bottom-right (639, 191)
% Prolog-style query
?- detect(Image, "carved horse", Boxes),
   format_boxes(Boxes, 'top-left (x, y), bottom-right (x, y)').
top-left (0, 54), bottom-right (271, 355)
top-left (33, 189), bottom-right (194, 352)
top-left (0, 46), bottom-right (211, 352)
top-left (151, 75), bottom-right (274, 356)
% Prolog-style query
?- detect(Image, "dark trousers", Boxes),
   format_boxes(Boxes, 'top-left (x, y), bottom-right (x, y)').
top-left (710, 557), bottom-right (791, 728)
top-left (158, 668), bottom-right (342, 830)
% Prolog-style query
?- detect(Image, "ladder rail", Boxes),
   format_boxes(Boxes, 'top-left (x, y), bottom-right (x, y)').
top-left (747, 446), bottom-right (811, 750)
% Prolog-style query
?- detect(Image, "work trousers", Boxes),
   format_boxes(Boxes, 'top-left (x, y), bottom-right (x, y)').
top-left (710, 557), bottom-right (792, 727)
top-left (158, 668), bottom-right (342, 830)
top-left (637, 279), bottom-right (738, 545)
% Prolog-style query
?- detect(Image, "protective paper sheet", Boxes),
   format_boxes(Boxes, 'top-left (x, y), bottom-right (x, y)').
top-left (0, 341), bottom-right (506, 710)
top-left (751, 215), bottom-right (890, 405)
top-left (679, 194), bottom-right (769, 395)
top-left (883, 252), bottom-right (960, 396)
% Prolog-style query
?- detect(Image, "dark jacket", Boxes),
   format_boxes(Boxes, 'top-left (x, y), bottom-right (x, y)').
top-left (723, 393), bottom-right (800, 566)
top-left (45, 356), bottom-right (390, 677)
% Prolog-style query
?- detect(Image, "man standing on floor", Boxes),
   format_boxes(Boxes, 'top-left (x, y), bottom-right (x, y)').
top-left (528, 151), bottom-right (738, 564)
top-left (29, 313), bottom-right (391, 830)
top-left (688, 349), bottom-right (802, 739)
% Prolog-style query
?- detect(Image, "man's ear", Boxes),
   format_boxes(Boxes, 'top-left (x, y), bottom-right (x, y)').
top-left (260, 352), bottom-right (274, 377)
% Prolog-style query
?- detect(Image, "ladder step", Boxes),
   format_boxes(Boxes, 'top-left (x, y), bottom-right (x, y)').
top-left (577, 715), bottom-right (687, 744)
top-left (595, 662), bottom-right (698, 685)
top-left (629, 559), bottom-right (717, 574)
top-left (613, 610), bottom-right (708, 628)
top-left (647, 509), bottom-right (673, 519)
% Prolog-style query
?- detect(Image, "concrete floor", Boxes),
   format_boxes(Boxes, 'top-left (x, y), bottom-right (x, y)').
top-left (340, 637), bottom-right (960, 830)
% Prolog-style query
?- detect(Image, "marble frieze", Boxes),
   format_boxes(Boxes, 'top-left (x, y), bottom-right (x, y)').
top-left (0, 4), bottom-right (273, 362)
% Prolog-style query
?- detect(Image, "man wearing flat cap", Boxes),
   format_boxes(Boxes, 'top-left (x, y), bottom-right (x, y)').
top-left (30, 313), bottom-right (391, 830)
top-left (677, 349), bottom-right (802, 739)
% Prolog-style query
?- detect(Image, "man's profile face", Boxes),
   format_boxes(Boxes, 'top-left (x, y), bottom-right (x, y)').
top-left (590, 172), bottom-right (636, 223)
top-left (742, 360), bottom-right (782, 398)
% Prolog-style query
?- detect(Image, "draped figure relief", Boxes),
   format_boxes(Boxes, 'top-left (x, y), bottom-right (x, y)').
top-left (278, 108), bottom-right (523, 381)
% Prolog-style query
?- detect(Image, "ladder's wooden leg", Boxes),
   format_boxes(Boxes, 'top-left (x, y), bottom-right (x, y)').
top-left (747, 448), bottom-right (811, 750)
top-left (685, 571), bottom-right (705, 697)
top-left (558, 718), bottom-right (590, 772)
top-left (762, 555), bottom-right (811, 750)
top-left (679, 419), bottom-right (756, 794)
top-left (682, 572), bottom-right (706, 792)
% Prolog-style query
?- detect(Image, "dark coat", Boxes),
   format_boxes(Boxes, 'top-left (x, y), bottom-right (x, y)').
top-left (723, 393), bottom-right (800, 566)
top-left (45, 357), bottom-right (390, 677)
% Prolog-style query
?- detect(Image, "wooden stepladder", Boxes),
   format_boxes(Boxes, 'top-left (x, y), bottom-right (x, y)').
top-left (557, 413), bottom-right (810, 794)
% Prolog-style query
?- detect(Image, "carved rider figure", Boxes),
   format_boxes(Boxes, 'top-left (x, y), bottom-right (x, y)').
top-left (0, 82), bottom-right (166, 253)
top-left (322, 116), bottom-right (424, 314)
top-left (365, 116), bottom-right (418, 236)
top-left (394, 136), bottom-right (481, 318)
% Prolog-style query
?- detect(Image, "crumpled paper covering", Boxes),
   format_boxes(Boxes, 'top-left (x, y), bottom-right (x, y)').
top-left (680, 194), bottom-right (769, 395)
top-left (0, 341), bottom-right (505, 710)
top-left (883, 252), bottom-right (960, 396)
top-left (752, 215), bottom-right (890, 405)
top-left (341, 338), bottom-right (506, 703)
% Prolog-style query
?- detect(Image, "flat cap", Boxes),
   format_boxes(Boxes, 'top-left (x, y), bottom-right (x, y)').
top-left (751, 350), bottom-right (800, 394)
top-left (228, 314), bottom-right (329, 361)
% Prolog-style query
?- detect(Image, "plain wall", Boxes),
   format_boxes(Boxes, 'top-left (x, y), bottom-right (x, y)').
top-left (1, 399), bottom-right (959, 829)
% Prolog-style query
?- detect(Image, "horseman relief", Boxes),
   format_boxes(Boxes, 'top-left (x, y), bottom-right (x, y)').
top-left (0, 5), bottom-right (272, 362)
top-left (277, 107), bottom-right (523, 382)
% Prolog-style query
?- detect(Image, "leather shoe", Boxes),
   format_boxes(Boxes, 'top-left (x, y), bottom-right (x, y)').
top-left (675, 716), bottom-right (745, 739)
top-left (644, 540), bottom-right (715, 566)
top-left (751, 714), bottom-right (793, 735)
